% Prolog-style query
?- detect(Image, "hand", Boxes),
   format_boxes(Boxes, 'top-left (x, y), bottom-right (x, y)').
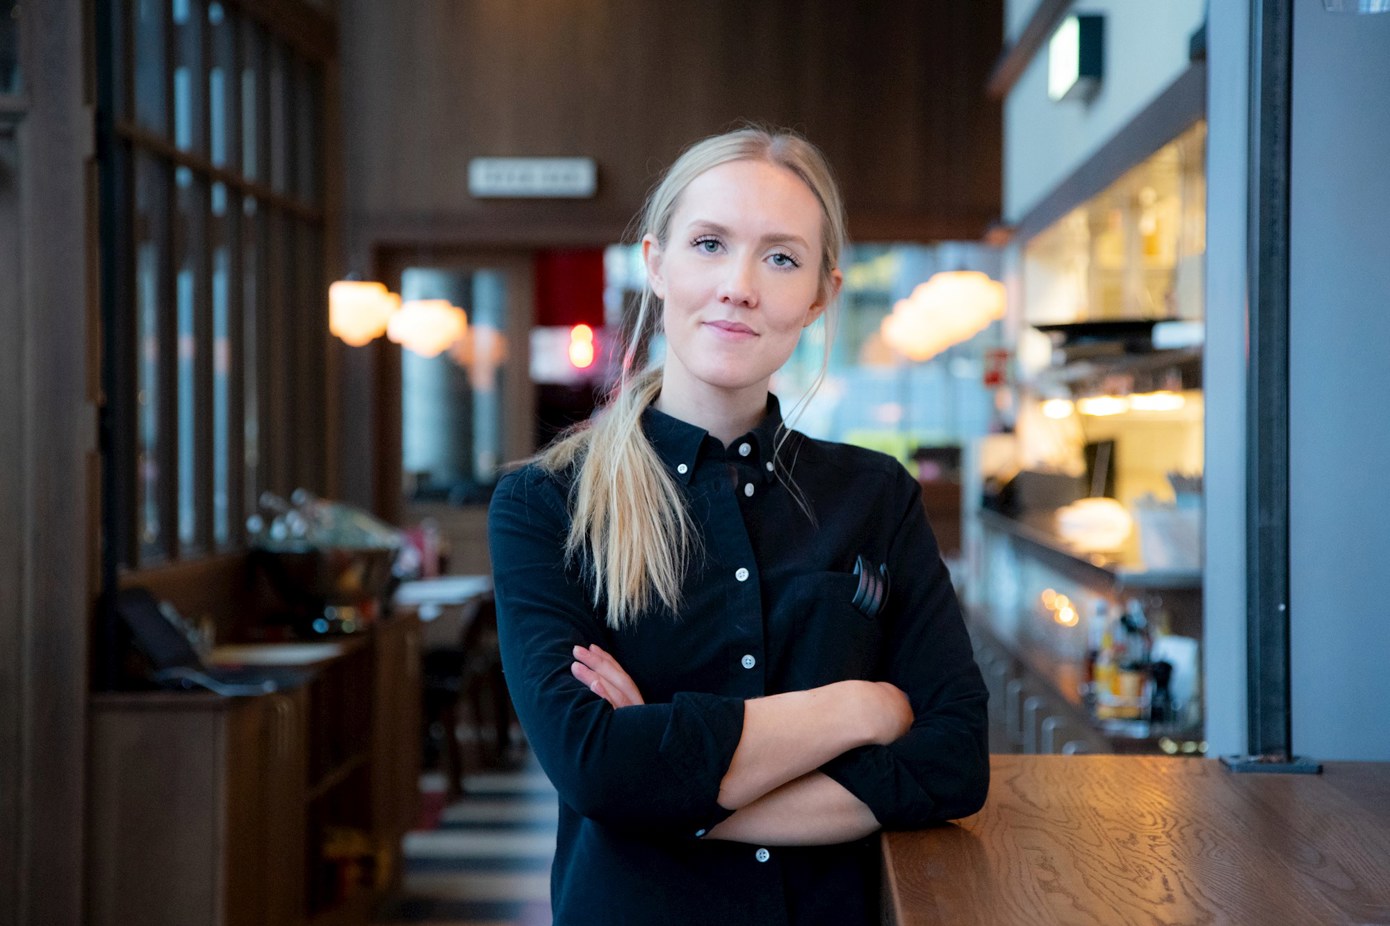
top-left (571, 643), bottom-right (646, 708)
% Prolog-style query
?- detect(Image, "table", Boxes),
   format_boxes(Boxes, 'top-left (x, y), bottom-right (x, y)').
top-left (882, 755), bottom-right (1390, 926)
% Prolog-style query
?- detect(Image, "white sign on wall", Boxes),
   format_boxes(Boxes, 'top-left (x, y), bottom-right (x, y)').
top-left (468, 157), bottom-right (598, 198)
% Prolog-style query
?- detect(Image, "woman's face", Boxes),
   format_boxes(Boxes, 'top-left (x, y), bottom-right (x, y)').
top-left (644, 159), bottom-right (839, 411)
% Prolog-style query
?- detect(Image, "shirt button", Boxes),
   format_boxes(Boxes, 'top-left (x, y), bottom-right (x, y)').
top-left (766, 461), bottom-right (774, 472)
top-left (744, 483), bottom-right (755, 497)
top-left (695, 828), bottom-right (707, 838)
top-left (755, 847), bottom-right (771, 863)
top-left (741, 654), bottom-right (756, 670)
top-left (735, 567), bottom-right (749, 582)
top-left (676, 463), bottom-right (688, 475)
top-left (738, 442), bottom-right (751, 457)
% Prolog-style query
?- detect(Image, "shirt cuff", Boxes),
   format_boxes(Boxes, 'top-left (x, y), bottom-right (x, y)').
top-left (659, 691), bottom-right (745, 836)
top-left (819, 744), bottom-right (902, 827)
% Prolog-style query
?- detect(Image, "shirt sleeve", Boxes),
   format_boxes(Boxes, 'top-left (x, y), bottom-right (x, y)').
top-left (487, 467), bottom-right (745, 837)
top-left (818, 468), bottom-right (990, 828)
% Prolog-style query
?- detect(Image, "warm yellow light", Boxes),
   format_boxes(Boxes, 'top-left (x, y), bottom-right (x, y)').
top-left (1077, 394), bottom-right (1131, 416)
top-left (1041, 398), bottom-right (1075, 419)
top-left (1055, 604), bottom-right (1079, 627)
top-left (449, 325), bottom-right (510, 391)
top-left (1041, 588), bottom-right (1058, 609)
top-left (572, 323), bottom-right (594, 343)
top-left (387, 299), bottom-right (468, 358)
top-left (329, 280), bottom-right (398, 347)
top-left (880, 271), bottom-right (1006, 362)
top-left (1128, 390), bottom-right (1187, 412)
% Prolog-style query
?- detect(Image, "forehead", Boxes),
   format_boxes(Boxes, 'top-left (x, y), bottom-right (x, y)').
top-left (670, 159), bottom-right (823, 240)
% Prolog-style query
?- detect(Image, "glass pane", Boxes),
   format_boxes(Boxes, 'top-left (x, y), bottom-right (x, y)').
top-left (268, 39), bottom-right (288, 195)
top-left (1, 1), bottom-right (20, 95)
top-left (401, 268), bottom-right (508, 504)
top-left (211, 182), bottom-right (234, 545)
top-left (208, 1), bottom-right (238, 170)
top-left (242, 196), bottom-right (262, 510)
top-left (175, 166), bottom-right (206, 551)
top-left (240, 20), bottom-right (263, 182)
top-left (171, 0), bottom-right (205, 154)
top-left (135, 153), bottom-right (170, 561)
top-left (133, 0), bottom-right (168, 135)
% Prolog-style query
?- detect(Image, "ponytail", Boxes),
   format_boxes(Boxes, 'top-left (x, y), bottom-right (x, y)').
top-left (536, 368), bottom-right (695, 629)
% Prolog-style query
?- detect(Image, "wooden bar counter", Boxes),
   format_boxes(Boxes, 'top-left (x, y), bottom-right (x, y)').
top-left (882, 755), bottom-right (1390, 926)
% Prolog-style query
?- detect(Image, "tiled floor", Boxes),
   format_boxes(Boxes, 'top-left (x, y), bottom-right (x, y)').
top-left (376, 763), bottom-right (557, 926)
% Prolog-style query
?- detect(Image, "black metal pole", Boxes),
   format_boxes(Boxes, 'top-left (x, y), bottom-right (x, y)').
top-left (1223, 0), bottom-right (1320, 774)
top-left (94, 0), bottom-right (131, 690)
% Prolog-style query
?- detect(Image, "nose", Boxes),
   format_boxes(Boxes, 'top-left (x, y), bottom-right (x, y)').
top-left (717, 257), bottom-right (758, 309)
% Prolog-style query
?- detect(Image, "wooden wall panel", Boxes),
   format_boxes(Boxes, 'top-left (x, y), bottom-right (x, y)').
top-left (8, 0), bottom-right (96, 921)
top-left (341, 0), bottom-right (1002, 245)
top-left (0, 108), bottom-right (24, 926)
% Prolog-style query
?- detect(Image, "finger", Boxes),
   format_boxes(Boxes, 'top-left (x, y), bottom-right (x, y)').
top-left (573, 645), bottom-right (645, 706)
top-left (571, 659), bottom-right (640, 709)
top-left (571, 661), bottom-right (620, 707)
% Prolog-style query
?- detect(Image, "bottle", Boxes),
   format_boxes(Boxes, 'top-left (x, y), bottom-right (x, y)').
top-left (1093, 623), bottom-right (1117, 711)
top-left (1083, 599), bottom-right (1110, 694)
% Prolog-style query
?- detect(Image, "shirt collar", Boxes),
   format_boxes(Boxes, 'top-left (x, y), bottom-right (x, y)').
top-left (641, 394), bottom-right (785, 486)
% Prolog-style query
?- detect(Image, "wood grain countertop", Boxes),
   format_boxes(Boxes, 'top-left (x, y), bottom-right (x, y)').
top-left (882, 754), bottom-right (1390, 926)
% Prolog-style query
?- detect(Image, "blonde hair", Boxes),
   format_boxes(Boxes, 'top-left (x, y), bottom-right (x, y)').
top-left (538, 126), bottom-right (848, 629)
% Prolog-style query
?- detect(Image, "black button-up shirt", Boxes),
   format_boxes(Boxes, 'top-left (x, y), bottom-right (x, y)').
top-left (488, 396), bottom-right (988, 926)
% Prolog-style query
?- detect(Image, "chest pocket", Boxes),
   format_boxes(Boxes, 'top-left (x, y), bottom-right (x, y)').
top-left (777, 571), bottom-right (884, 690)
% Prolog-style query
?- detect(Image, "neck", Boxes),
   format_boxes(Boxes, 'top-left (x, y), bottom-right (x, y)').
top-left (655, 376), bottom-right (768, 447)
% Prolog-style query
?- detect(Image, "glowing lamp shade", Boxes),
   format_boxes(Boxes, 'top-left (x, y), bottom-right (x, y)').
top-left (880, 271), bottom-right (1006, 362)
top-left (1055, 496), bottom-right (1133, 552)
top-left (329, 280), bottom-right (399, 346)
top-left (387, 299), bottom-right (468, 358)
top-left (568, 324), bottom-right (596, 369)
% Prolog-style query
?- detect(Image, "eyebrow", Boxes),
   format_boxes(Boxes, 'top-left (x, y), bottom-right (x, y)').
top-left (685, 220), bottom-right (811, 252)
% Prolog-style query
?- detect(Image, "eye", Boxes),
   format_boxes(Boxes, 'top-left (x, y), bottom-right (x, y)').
top-left (692, 236), bottom-right (722, 254)
top-left (768, 251), bottom-right (802, 269)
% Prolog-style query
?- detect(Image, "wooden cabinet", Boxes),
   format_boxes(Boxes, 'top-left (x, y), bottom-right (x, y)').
top-left (88, 689), bottom-right (307, 926)
top-left (87, 615), bottom-right (421, 926)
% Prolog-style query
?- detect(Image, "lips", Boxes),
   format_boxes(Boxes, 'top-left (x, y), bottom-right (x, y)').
top-left (705, 319), bottom-right (757, 336)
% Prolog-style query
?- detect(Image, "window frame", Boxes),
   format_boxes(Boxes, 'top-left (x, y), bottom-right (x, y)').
top-left (99, 0), bottom-right (337, 572)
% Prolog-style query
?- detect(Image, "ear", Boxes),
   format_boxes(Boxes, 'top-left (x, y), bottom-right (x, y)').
top-left (642, 234), bottom-right (666, 300)
top-left (804, 267), bottom-right (843, 328)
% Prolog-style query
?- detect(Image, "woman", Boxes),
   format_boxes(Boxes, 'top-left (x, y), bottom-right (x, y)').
top-left (488, 126), bottom-right (988, 925)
